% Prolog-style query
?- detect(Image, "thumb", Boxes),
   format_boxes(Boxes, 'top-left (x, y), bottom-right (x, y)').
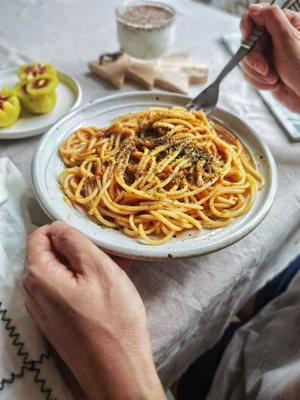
top-left (248, 4), bottom-right (296, 41)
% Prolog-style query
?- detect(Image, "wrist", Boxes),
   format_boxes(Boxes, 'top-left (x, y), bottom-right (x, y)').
top-left (67, 329), bottom-right (167, 400)
top-left (81, 354), bottom-right (166, 400)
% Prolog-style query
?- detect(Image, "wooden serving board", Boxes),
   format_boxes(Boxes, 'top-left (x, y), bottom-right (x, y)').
top-left (88, 51), bottom-right (208, 95)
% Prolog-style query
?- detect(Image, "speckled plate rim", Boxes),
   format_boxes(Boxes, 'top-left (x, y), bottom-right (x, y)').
top-left (0, 68), bottom-right (82, 139)
top-left (32, 91), bottom-right (277, 261)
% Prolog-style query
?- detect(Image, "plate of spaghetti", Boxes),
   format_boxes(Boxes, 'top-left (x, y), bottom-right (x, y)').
top-left (32, 91), bottom-right (277, 260)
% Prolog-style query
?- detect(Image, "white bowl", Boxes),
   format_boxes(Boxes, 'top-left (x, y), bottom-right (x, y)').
top-left (32, 91), bottom-right (277, 260)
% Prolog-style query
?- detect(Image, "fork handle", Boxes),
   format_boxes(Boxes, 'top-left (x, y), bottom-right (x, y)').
top-left (240, 0), bottom-right (294, 51)
top-left (215, 0), bottom-right (293, 84)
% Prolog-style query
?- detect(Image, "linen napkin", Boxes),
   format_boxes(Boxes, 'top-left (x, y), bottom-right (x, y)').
top-left (0, 157), bottom-right (73, 400)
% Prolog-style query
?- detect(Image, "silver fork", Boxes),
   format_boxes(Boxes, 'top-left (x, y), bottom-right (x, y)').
top-left (186, 0), bottom-right (296, 115)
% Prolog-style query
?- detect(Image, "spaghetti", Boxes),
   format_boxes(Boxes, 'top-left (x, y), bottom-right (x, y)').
top-left (59, 107), bottom-right (264, 245)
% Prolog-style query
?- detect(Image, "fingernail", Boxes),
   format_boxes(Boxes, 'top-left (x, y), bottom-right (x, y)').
top-left (254, 61), bottom-right (268, 76)
top-left (249, 4), bottom-right (263, 13)
top-left (50, 221), bottom-right (68, 235)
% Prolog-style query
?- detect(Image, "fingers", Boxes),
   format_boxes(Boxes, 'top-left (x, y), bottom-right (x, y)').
top-left (49, 221), bottom-right (119, 276)
top-left (50, 221), bottom-right (132, 271)
top-left (24, 223), bottom-right (82, 288)
top-left (240, 6), bottom-right (272, 84)
top-left (239, 4), bottom-right (290, 90)
top-left (248, 5), bottom-right (299, 41)
top-left (241, 57), bottom-right (279, 89)
top-left (24, 221), bottom-right (132, 305)
top-left (240, 44), bottom-right (270, 76)
top-left (242, 70), bottom-right (280, 91)
top-left (25, 224), bottom-right (64, 272)
top-left (23, 224), bottom-right (73, 320)
top-left (240, 50), bottom-right (279, 91)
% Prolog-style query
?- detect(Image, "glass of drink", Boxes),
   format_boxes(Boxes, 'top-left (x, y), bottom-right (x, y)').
top-left (116, 1), bottom-right (176, 66)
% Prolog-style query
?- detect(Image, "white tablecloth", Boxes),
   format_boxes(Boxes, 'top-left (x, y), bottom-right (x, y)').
top-left (1, 0), bottom-right (300, 397)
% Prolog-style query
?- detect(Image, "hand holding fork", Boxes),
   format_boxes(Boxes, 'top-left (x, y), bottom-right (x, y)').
top-left (186, 0), bottom-right (299, 115)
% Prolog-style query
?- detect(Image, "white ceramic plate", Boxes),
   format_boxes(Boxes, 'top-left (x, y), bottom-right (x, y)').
top-left (32, 92), bottom-right (277, 260)
top-left (0, 68), bottom-right (82, 139)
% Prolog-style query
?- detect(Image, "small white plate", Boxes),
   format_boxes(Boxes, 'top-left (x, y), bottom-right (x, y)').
top-left (32, 92), bottom-right (277, 260)
top-left (0, 68), bottom-right (82, 139)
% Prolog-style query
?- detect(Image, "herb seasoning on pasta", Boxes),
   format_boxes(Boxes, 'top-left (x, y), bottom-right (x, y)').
top-left (59, 107), bottom-right (264, 245)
